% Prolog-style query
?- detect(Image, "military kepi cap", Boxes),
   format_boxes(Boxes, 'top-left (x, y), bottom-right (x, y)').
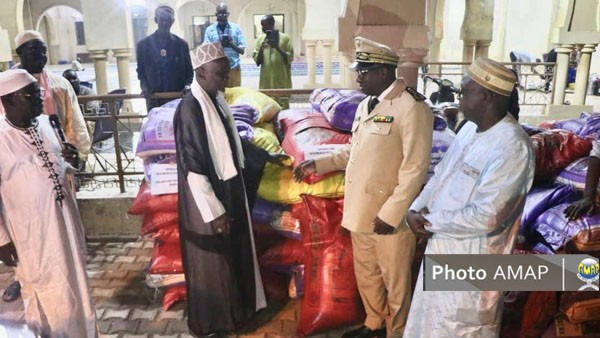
top-left (350, 36), bottom-right (399, 69)
top-left (466, 57), bottom-right (517, 96)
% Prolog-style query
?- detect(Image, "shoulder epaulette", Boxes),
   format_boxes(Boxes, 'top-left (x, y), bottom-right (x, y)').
top-left (405, 87), bottom-right (427, 101)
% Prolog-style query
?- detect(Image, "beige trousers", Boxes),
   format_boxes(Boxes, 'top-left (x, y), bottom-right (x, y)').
top-left (351, 227), bottom-right (416, 337)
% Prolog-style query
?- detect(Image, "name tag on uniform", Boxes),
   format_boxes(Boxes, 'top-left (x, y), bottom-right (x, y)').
top-left (373, 115), bottom-right (394, 123)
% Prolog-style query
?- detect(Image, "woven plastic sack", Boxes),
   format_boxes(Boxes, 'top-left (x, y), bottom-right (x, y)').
top-left (530, 130), bottom-right (592, 185)
top-left (162, 285), bottom-right (187, 310)
top-left (428, 128), bottom-right (455, 182)
top-left (143, 154), bottom-right (177, 183)
top-left (128, 181), bottom-right (178, 215)
top-left (149, 241), bottom-right (183, 274)
top-left (151, 224), bottom-right (180, 244)
top-left (251, 127), bottom-right (285, 154)
top-left (259, 239), bottom-right (305, 273)
top-left (224, 87), bottom-right (281, 123)
top-left (257, 163), bottom-right (345, 204)
top-left (532, 203), bottom-right (600, 252)
top-left (141, 212), bottom-right (179, 235)
top-left (578, 112), bottom-right (600, 138)
top-left (295, 196), bottom-right (364, 336)
top-left (520, 185), bottom-right (578, 237)
top-left (230, 104), bottom-right (259, 125)
top-left (309, 88), bottom-right (366, 131)
top-left (136, 106), bottom-right (176, 158)
top-left (560, 291), bottom-right (600, 324)
top-left (556, 157), bottom-right (600, 194)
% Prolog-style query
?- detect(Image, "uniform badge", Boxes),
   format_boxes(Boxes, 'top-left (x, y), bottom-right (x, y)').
top-left (373, 115), bottom-right (394, 123)
top-left (160, 49), bottom-right (167, 57)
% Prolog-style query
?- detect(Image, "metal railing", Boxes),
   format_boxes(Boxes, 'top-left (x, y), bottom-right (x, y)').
top-left (419, 62), bottom-right (557, 115)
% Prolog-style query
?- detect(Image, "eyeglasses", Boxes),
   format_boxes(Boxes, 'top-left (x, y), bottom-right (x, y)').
top-left (355, 66), bottom-right (383, 76)
top-left (216, 12), bottom-right (229, 16)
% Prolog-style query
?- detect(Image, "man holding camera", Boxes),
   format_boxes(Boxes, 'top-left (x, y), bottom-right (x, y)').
top-left (204, 3), bottom-right (246, 87)
top-left (253, 14), bottom-right (293, 90)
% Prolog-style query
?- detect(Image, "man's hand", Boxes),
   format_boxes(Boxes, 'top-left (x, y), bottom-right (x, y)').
top-left (292, 160), bottom-right (316, 182)
top-left (564, 197), bottom-right (596, 220)
top-left (373, 216), bottom-right (395, 235)
top-left (211, 214), bottom-right (230, 235)
top-left (61, 143), bottom-right (80, 169)
top-left (406, 210), bottom-right (434, 238)
top-left (267, 153), bottom-right (292, 167)
top-left (0, 242), bottom-right (18, 267)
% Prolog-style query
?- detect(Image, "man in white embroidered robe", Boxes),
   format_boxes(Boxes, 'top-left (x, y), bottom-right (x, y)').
top-left (404, 58), bottom-right (535, 338)
top-left (173, 42), bottom-right (266, 337)
top-left (0, 69), bottom-right (97, 337)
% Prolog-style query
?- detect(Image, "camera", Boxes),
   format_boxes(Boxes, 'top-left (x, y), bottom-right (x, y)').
top-left (221, 34), bottom-right (231, 46)
top-left (265, 30), bottom-right (279, 46)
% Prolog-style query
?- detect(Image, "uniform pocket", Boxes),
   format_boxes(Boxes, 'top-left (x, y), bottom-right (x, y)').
top-left (369, 123), bottom-right (392, 135)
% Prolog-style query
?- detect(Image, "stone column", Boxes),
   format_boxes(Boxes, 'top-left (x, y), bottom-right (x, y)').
top-left (552, 44), bottom-right (573, 105)
top-left (113, 48), bottom-right (132, 92)
top-left (462, 40), bottom-right (476, 70)
top-left (475, 41), bottom-right (491, 59)
top-left (397, 48), bottom-right (428, 88)
top-left (340, 51), bottom-right (357, 89)
top-left (573, 43), bottom-right (597, 105)
top-left (89, 49), bottom-right (109, 95)
top-left (322, 39), bottom-right (334, 86)
top-left (305, 40), bottom-right (317, 88)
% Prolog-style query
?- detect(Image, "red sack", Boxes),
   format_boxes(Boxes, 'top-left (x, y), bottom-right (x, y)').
top-left (253, 223), bottom-right (284, 256)
top-left (141, 212), bottom-right (179, 235)
top-left (530, 130), bottom-right (592, 185)
top-left (128, 180), bottom-right (178, 215)
top-left (280, 111), bottom-right (350, 184)
top-left (162, 285), bottom-right (187, 310)
top-left (260, 267), bottom-right (290, 303)
top-left (152, 224), bottom-right (180, 244)
top-left (259, 239), bottom-right (305, 272)
top-left (149, 241), bottom-right (183, 274)
top-left (296, 195), bottom-right (364, 336)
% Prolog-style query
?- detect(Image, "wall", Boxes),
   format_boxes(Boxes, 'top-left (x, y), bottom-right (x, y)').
top-left (37, 6), bottom-right (85, 65)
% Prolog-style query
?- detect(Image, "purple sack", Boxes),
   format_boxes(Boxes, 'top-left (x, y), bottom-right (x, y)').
top-left (577, 112), bottom-right (600, 138)
top-left (310, 88), bottom-right (366, 131)
top-left (161, 98), bottom-right (182, 109)
top-left (252, 198), bottom-right (284, 225)
top-left (428, 128), bottom-right (455, 182)
top-left (532, 203), bottom-right (600, 252)
top-left (555, 157), bottom-right (600, 191)
top-left (231, 104), bottom-right (259, 126)
top-left (433, 114), bottom-right (448, 131)
top-left (136, 107), bottom-right (176, 158)
top-left (236, 120), bottom-right (254, 141)
top-left (143, 153), bottom-right (177, 183)
top-left (554, 118), bottom-right (586, 134)
top-left (520, 185), bottom-right (579, 235)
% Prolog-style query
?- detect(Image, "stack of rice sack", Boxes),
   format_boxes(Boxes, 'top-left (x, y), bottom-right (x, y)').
top-left (127, 89), bottom-right (287, 310)
top-left (128, 103), bottom-right (184, 310)
top-left (502, 112), bottom-right (600, 338)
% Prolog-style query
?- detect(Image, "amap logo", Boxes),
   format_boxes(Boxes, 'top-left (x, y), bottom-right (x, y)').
top-left (577, 258), bottom-right (599, 291)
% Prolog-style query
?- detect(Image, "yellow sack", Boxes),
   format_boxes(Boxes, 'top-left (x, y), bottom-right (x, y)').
top-left (255, 121), bottom-right (276, 135)
top-left (252, 127), bottom-right (284, 154)
top-left (258, 164), bottom-right (345, 204)
top-left (225, 87), bottom-right (281, 123)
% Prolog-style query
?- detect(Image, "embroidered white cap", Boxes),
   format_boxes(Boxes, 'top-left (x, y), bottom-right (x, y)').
top-left (190, 42), bottom-right (227, 70)
top-left (14, 30), bottom-right (44, 49)
top-left (0, 69), bottom-right (37, 97)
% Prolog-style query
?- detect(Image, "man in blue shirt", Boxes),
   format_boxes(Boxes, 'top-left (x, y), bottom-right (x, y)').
top-left (136, 5), bottom-right (193, 111)
top-left (204, 3), bottom-right (246, 87)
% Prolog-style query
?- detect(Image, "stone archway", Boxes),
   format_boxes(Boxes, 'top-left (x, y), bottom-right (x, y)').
top-left (174, 0), bottom-right (216, 48)
top-left (36, 5), bottom-right (84, 65)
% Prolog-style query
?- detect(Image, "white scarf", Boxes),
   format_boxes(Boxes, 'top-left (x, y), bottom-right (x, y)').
top-left (191, 80), bottom-right (244, 181)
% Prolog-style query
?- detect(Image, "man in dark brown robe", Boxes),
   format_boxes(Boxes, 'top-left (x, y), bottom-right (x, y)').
top-left (174, 42), bottom-right (266, 337)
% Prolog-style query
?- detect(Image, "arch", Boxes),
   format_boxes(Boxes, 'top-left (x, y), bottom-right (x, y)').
top-left (175, 0), bottom-right (216, 47)
top-left (35, 5), bottom-right (84, 65)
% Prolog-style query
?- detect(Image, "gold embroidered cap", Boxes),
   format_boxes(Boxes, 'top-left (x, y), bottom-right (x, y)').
top-left (466, 57), bottom-right (517, 96)
top-left (350, 36), bottom-right (399, 69)
top-left (190, 42), bottom-right (227, 70)
top-left (15, 30), bottom-right (44, 49)
top-left (0, 69), bottom-right (37, 96)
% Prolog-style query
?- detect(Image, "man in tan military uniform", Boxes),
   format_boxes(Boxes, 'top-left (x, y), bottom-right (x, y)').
top-left (294, 37), bottom-right (433, 338)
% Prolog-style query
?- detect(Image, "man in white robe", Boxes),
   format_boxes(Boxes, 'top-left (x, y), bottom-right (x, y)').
top-left (404, 58), bottom-right (535, 338)
top-left (0, 69), bottom-right (97, 338)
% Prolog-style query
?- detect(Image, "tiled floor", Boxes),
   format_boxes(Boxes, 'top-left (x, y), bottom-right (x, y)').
top-left (0, 239), bottom-right (347, 338)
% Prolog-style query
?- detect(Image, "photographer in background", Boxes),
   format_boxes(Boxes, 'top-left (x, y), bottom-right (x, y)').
top-left (253, 14), bottom-right (293, 91)
top-left (204, 3), bottom-right (246, 87)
